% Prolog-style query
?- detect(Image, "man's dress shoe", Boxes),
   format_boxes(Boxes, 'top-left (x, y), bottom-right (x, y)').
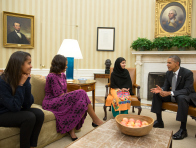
top-left (173, 129), bottom-right (188, 140)
top-left (153, 120), bottom-right (164, 128)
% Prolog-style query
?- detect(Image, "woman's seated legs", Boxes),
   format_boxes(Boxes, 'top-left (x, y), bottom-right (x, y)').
top-left (68, 103), bottom-right (103, 139)
top-left (87, 104), bottom-right (104, 125)
top-left (111, 105), bottom-right (119, 117)
top-left (0, 108), bottom-right (44, 148)
top-left (21, 108), bottom-right (44, 147)
top-left (120, 110), bottom-right (128, 114)
top-left (111, 105), bottom-right (128, 117)
top-left (68, 128), bottom-right (77, 139)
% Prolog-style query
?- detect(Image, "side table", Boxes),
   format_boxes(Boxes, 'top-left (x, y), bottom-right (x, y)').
top-left (67, 80), bottom-right (96, 111)
top-left (94, 73), bottom-right (110, 83)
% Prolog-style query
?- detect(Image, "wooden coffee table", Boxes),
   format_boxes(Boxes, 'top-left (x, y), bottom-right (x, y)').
top-left (67, 119), bottom-right (172, 148)
top-left (67, 79), bottom-right (96, 111)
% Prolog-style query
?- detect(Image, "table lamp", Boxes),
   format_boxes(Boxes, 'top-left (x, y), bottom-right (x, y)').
top-left (57, 39), bottom-right (83, 81)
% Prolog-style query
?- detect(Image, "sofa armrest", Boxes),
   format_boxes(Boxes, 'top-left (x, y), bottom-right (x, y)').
top-left (133, 84), bottom-right (140, 89)
top-left (105, 83), bottom-right (110, 87)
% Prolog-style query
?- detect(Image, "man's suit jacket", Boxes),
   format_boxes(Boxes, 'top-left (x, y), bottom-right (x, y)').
top-left (162, 67), bottom-right (195, 97)
top-left (7, 31), bottom-right (29, 44)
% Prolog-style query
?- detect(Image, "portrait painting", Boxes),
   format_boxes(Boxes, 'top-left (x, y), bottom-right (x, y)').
top-left (155, 0), bottom-right (192, 37)
top-left (3, 11), bottom-right (34, 48)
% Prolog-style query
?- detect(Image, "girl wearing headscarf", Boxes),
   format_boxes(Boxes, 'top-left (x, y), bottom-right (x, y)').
top-left (105, 57), bottom-right (134, 117)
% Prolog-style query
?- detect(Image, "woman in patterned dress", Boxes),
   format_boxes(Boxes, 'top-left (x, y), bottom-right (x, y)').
top-left (105, 57), bottom-right (134, 117)
top-left (42, 55), bottom-right (103, 141)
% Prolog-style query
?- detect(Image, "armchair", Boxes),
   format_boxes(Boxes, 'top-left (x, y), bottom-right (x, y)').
top-left (0, 70), bottom-right (3, 75)
top-left (103, 68), bottom-right (142, 121)
top-left (161, 70), bottom-right (196, 138)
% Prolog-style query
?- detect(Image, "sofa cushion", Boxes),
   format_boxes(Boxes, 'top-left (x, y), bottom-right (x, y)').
top-left (131, 95), bottom-right (141, 106)
top-left (0, 127), bottom-right (19, 141)
top-left (31, 104), bottom-right (56, 123)
top-left (31, 74), bottom-right (46, 106)
top-left (162, 102), bottom-right (196, 117)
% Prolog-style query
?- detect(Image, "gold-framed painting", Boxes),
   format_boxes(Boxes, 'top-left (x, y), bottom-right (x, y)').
top-left (3, 11), bottom-right (34, 48)
top-left (155, 0), bottom-right (192, 37)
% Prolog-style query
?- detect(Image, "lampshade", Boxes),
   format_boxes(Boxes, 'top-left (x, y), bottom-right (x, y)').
top-left (57, 39), bottom-right (83, 59)
top-left (57, 39), bottom-right (83, 80)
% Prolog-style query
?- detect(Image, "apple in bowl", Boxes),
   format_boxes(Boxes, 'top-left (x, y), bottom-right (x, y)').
top-left (120, 118), bottom-right (149, 128)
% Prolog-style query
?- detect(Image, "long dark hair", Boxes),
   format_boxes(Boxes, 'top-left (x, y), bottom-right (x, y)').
top-left (50, 55), bottom-right (67, 73)
top-left (2, 51), bottom-right (31, 95)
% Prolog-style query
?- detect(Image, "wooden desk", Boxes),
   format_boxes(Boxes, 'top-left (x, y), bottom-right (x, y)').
top-left (67, 80), bottom-right (96, 111)
top-left (94, 73), bottom-right (110, 83)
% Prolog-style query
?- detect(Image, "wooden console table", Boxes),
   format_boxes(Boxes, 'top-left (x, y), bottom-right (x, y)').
top-left (94, 73), bottom-right (110, 83)
top-left (67, 80), bottom-right (96, 111)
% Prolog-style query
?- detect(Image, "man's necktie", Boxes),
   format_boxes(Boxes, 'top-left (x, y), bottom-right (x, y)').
top-left (171, 73), bottom-right (176, 102)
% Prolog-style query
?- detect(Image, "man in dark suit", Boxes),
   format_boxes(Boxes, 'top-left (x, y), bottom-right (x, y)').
top-left (7, 22), bottom-right (29, 44)
top-left (151, 55), bottom-right (195, 140)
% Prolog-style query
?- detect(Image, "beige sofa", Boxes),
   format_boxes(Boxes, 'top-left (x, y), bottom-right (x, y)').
top-left (0, 75), bottom-right (79, 148)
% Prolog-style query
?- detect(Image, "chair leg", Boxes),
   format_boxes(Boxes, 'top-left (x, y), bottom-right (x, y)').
top-left (137, 106), bottom-right (142, 115)
top-left (109, 106), bottom-right (111, 111)
top-left (132, 106), bottom-right (142, 115)
top-left (132, 106), bottom-right (135, 113)
top-left (190, 116), bottom-right (196, 138)
top-left (103, 105), bottom-right (107, 121)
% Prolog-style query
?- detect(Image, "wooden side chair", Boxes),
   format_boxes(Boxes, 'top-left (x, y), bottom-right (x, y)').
top-left (103, 68), bottom-right (142, 121)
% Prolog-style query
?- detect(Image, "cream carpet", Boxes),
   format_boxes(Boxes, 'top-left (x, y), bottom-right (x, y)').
top-left (44, 105), bottom-right (196, 148)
